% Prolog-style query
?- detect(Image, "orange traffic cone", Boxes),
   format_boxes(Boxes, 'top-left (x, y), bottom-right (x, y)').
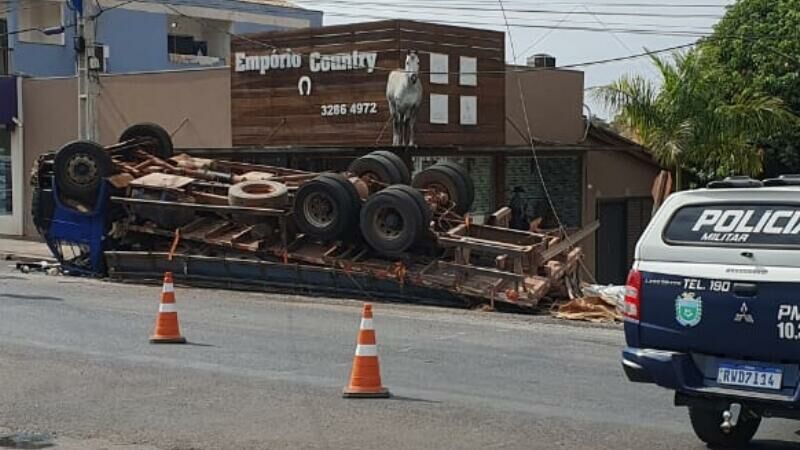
top-left (343, 304), bottom-right (390, 398)
top-left (150, 272), bottom-right (186, 344)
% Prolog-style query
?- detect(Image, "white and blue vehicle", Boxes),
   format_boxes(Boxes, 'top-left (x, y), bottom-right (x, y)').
top-left (622, 175), bottom-right (800, 447)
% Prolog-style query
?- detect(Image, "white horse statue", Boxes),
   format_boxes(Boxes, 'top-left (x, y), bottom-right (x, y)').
top-left (386, 51), bottom-right (423, 147)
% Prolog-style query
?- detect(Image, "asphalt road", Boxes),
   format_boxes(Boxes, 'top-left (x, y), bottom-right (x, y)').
top-left (0, 266), bottom-right (798, 450)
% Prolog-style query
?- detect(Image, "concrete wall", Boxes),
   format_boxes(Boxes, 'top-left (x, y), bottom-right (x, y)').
top-left (582, 149), bottom-right (661, 275)
top-left (20, 67), bottom-right (232, 236)
top-left (505, 69), bottom-right (585, 145)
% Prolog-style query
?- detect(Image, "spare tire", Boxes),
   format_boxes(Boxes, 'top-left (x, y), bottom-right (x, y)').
top-left (368, 151), bottom-right (411, 185)
top-left (119, 122), bottom-right (174, 159)
top-left (435, 161), bottom-right (474, 210)
top-left (228, 180), bottom-right (289, 209)
top-left (293, 173), bottom-right (360, 241)
top-left (54, 140), bottom-right (112, 206)
top-left (348, 153), bottom-right (404, 187)
top-left (412, 164), bottom-right (473, 215)
top-left (360, 187), bottom-right (424, 257)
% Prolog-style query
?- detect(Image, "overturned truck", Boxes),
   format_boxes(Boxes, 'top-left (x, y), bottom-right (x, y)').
top-left (31, 123), bottom-right (596, 311)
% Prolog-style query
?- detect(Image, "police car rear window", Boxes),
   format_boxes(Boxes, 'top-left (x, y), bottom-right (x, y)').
top-left (663, 204), bottom-right (800, 247)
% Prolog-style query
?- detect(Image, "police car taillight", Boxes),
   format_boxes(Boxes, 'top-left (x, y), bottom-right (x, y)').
top-left (624, 269), bottom-right (641, 320)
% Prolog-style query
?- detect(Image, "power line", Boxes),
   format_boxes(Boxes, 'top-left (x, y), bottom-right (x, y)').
top-left (301, 0), bottom-right (726, 18)
top-left (323, 12), bottom-right (717, 37)
top-left (321, 6), bottom-right (716, 33)
top-left (298, 0), bottom-right (722, 19)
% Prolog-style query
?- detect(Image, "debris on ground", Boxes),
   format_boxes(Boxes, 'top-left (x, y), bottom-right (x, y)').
top-left (552, 295), bottom-right (622, 323)
top-left (15, 261), bottom-right (61, 276)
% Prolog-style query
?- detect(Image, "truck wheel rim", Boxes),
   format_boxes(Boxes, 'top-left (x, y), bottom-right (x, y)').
top-left (67, 154), bottom-right (98, 186)
top-left (304, 192), bottom-right (336, 229)
top-left (374, 206), bottom-right (404, 241)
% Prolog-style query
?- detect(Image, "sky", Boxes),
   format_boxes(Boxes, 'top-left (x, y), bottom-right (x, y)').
top-left (293, 0), bottom-right (735, 119)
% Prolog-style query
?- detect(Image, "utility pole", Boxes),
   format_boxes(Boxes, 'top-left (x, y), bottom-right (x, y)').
top-left (76, 0), bottom-right (97, 141)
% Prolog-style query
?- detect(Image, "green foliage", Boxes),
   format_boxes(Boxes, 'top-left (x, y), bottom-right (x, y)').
top-left (596, 0), bottom-right (800, 185)
top-left (595, 49), bottom-right (796, 186)
top-left (701, 0), bottom-right (800, 176)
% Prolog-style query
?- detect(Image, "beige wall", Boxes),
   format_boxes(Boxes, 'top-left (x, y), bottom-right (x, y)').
top-left (22, 77), bottom-right (79, 238)
top-left (21, 67), bottom-right (232, 236)
top-left (96, 68), bottom-right (231, 148)
top-left (582, 149), bottom-right (661, 275)
top-left (505, 69), bottom-right (585, 145)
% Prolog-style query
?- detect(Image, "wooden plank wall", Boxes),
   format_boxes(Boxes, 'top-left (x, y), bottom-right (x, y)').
top-left (231, 20), bottom-right (506, 147)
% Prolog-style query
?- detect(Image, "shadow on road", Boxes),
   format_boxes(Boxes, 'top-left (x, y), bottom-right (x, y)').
top-left (184, 341), bottom-right (216, 348)
top-left (0, 293), bottom-right (63, 302)
top-left (390, 395), bottom-right (442, 404)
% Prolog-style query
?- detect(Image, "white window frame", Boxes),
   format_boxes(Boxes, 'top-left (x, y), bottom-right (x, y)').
top-left (429, 53), bottom-right (449, 85)
top-left (459, 56), bottom-right (477, 86)
top-left (430, 94), bottom-right (449, 124)
top-left (460, 95), bottom-right (477, 125)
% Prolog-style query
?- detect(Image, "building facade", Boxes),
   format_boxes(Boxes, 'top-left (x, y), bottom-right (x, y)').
top-left (3, 0), bottom-right (322, 76)
top-left (7, 18), bottom-right (662, 283)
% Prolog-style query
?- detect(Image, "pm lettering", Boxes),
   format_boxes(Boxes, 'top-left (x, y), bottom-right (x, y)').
top-left (777, 305), bottom-right (800, 340)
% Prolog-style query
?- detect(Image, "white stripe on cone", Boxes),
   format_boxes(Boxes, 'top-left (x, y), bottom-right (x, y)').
top-left (162, 283), bottom-right (174, 293)
top-left (360, 318), bottom-right (374, 330)
top-left (355, 344), bottom-right (377, 357)
top-left (159, 303), bottom-right (178, 313)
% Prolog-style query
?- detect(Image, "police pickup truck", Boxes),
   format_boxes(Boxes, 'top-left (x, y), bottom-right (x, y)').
top-left (622, 176), bottom-right (800, 447)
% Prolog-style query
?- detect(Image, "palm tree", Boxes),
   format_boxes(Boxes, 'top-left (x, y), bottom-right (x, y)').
top-left (594, 49), bottom-right (796, 189)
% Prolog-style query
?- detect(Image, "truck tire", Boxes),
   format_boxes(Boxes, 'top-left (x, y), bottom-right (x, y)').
top-left (294, 173), bottom-right (360, 241)
top-left (368, 151), bottom-right (411, 184)
top-left (385, 185), bottom-right (432, 232)
top-left (689, 406), bottom-right (761, 448)
top-left (119, 122), bottom-right (174, 159)
top-left (435, 161), bottom-right (474, 210)
top-left (348, 153), bottom-right (404, 187)
top-left (360, 187), bottom-right (424, 257)
top-left (412, 164), bottom-right (473, 215)
top-left (54, 140), bottom-right (112, 206)
top-left (228, 180), bottom-right (289, 209)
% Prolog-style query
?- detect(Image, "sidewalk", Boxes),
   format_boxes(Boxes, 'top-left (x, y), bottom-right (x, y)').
top-left (0, 236), bottom-right (54, 262)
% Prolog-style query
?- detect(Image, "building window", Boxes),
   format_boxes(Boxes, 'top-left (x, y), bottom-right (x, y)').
top-left (167, 15), bottom-right (230, 65)
top-left (460, 96), bottom-right (477, 125)
top-left (430, 94), bottom-right (448, 124)
top-left (429, 53), bottom-right (448, 85)
top-left (0, 19), bottom-right (8, 75)
top-left (459, 56), bottom-right (477, 86)
top-left (18, 0), bottom-right (64, 45)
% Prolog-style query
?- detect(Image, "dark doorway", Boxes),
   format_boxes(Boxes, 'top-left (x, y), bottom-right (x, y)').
top-left (596, 200), bottom-right (628, 285)
top-left (0, 19), bottom-right (8, 75)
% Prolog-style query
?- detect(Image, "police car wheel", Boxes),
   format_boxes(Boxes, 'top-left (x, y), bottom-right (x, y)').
top-left (689, 406), bottom-right (761, 448)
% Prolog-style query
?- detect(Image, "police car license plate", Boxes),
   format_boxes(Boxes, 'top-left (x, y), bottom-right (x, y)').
top-left (717, 364), bottom-right (782, 390)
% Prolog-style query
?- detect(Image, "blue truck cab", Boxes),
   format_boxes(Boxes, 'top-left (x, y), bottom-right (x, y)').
top-left (622, 176), bottom-right (800, 447)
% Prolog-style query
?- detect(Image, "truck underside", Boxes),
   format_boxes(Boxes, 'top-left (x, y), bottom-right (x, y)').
top-left (31, 123), bottom-right (595, 312)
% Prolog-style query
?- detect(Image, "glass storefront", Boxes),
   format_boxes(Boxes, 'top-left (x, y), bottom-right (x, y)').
top-left (0, 127), bottom-right (11, 215)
